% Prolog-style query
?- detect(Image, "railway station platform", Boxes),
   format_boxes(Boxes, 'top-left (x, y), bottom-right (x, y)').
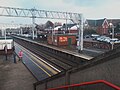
top-left (0, 54), bottom-right (37, 90)
top-left (32, 37), bottom-right (108, 57)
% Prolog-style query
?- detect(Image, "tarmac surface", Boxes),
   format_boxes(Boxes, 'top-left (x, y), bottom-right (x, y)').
top-left (0, 54), bottom-right (37, 90)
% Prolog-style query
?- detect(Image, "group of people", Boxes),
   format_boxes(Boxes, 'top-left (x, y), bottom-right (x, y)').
top-left (4, 44), bottom-right (23, 62)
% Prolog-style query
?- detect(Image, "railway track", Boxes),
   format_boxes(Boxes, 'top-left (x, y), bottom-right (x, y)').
top-left (13, 37), bottom-right (81, 72)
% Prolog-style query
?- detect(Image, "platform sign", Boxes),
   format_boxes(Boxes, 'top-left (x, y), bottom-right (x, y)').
top-left (0, 39), bottom-right (13, 50)
top-left (59, 37), bottom-right (68, 42)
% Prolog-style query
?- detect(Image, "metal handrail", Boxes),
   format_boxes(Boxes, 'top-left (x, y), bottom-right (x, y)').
top-left (47, 80), bottom-right (120, 90)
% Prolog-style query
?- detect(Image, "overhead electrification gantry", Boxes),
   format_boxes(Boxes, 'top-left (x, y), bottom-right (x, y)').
top-left (0, 6), bottom-right (83, 51)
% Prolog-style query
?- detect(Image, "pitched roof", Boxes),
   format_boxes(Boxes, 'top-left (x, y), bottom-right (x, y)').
top-left (87, 18), bottom-right (106, 27)
top-left (54, 26), bottom-right (62, 30)
top-left (86, 20), bottom-right (97, 27)
top-left (107, 19), bottom-right (120, 25)
top-left (96, 19), bottom-right (105, 26)
top-left (70, 25), bottom-right (79, 30)
top-left (62, 23), bottom-right (77, 29)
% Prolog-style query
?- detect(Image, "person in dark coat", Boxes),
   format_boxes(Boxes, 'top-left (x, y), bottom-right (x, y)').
top-left (4, 45), bottom-right (8, 60)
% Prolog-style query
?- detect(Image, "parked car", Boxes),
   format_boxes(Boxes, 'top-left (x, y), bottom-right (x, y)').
top-left (110, 38), bottom-right (120, 44)
top-left (23, 34), bottom-right (31, 37)
top-left (103, 37), bottom-right (111, 43)
top-left (91, 34), bottom-right (100, 40)
top-left (96, 36), bottom-right (111, 43)
top-left (96, 36), bottom-right (106, 42)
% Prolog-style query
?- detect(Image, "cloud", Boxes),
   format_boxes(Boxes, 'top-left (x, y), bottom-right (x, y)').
top-left (59, 0), bottom-right (120, 19)
top-left (0, 0), bottom-right (22, 7)
top-left (0, 0), bottom-right (120, 24)
top-left (83, 0), bottom-right (120, 19)
top-left (64, 0), bottom-right (105, 7)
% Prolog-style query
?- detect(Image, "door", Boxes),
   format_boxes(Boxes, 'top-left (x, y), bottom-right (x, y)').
top-left (68, 38), bottom-right (72, 45)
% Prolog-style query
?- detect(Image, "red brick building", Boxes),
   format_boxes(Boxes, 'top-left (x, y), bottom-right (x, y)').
top-left (47, 34), bottom-right (76, 46)
top-left (86, 18), bottom-right (120, 36)
top-left (86, 18), bottom-right (109, 35)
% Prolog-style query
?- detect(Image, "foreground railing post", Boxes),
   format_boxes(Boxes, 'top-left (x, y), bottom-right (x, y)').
top-left (65, 71), bottom-right (70, 85)
top-left (45, 81), bottom-right (47, 90)
top-left (33, 84), bottom-right (36, 90)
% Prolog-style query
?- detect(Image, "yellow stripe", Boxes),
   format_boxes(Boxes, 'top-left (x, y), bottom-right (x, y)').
top-left (15, 42), bottom-right (58, 74)
top-left (24, 54), bottom-right (51, 77)
top-left (30, 54), bottom-right (58, 74)
top-left (15, 43), bottom-right (52, 77)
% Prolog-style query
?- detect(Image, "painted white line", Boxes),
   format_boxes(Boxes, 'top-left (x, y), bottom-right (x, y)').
top-left (24, 53), bottom-right (52, 77)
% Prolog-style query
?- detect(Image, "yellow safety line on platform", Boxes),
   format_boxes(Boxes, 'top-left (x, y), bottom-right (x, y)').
top-left (24, 53), bottom-right (52, 77)
top-left (15, 42), bottom-right (59, 75)
top-left (15, 42), bottom-right (60, 73)
top-left (29, 54), bottom-right (58, 74)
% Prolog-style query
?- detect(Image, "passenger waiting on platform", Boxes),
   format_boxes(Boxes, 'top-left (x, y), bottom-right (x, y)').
top-left (12, 46), bottom-right (15, 52)
top-left (18, 50), bottom-right (23, 61)
top-left (4, 45), bottom-right (8, 60)
top-left (12, 46), bottom-right (16, 63)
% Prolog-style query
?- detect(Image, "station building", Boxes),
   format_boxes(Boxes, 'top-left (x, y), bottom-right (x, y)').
top-left (47, 34), bottom-right (76, 46)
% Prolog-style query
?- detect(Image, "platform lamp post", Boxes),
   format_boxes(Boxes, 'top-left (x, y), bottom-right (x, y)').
top-left (3, 24), bottom-right (8, 60)
top-left (3, 25), bottom-right (6, 41)
top-left (20, 24), bottom-right (23, 35)
top-left (50, 27), bottom-right (53, 44)
top-left (109, 23), bottom-right (114, 50)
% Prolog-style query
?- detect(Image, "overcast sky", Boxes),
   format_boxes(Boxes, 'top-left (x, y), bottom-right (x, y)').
top-left (0, 0), bottom-right (120, 24)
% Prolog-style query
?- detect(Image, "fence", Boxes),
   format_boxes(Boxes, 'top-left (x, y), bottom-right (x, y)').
top-left (47, 80), bottom-right (120, 90)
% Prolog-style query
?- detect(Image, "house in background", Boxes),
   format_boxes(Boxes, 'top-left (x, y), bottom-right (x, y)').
top-left (34, 19), bottom-right (120, 37)
top-left (107, 19), bottom-right (120, 37)
top-left (107, 19), bottom-right (120, 26)
top-left (85, 18), bottom-right (120, 36)
top-left (61, 23), bottom-right (77, 34)
top-left (86, 18), bottom-right (109, 35)
top-left (69, 25), bottom-right (79, 34)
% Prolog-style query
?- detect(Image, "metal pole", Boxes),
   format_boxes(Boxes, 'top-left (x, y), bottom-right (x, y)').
top-left (66, 19), bottom-right (67, 34)
top-left (112, 26), bottom-right (114, 39)
top-left (51, 27), bottom-right (53, 44)
top-left (5, 28), bottom-right (6, 41)
top-left (66, 12), bottom-right (68, 34)
top-left (65, 71), bottom-right (70, 85)
top-left (32, 17), bottom-right (35, 39)
top-left (80, 14), bottom-right (83, 51)
top-left (78, 20), bottom-right (81, 52)
top-left (78, 14), bottom-right (83, 52)
top-left (32, 8), bottom-right (36, 40)
top-left (53, 24), bottom-right (55, 34)
top-left (111, 43), bottom-right (114, 50)
top-left (35, 28), bottom-right (37, 38)
top-left (3, 24), bottom-right (6, 40)
top-left (20, 27), bottom-right (23, 35)
top-left (111, 25), bottom-right (114, 50)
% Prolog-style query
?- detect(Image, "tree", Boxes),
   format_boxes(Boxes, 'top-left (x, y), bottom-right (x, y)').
top-left (83, 29), bottom-right (97, 35)
top-left (114, 22), bottom-right (120, 33)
